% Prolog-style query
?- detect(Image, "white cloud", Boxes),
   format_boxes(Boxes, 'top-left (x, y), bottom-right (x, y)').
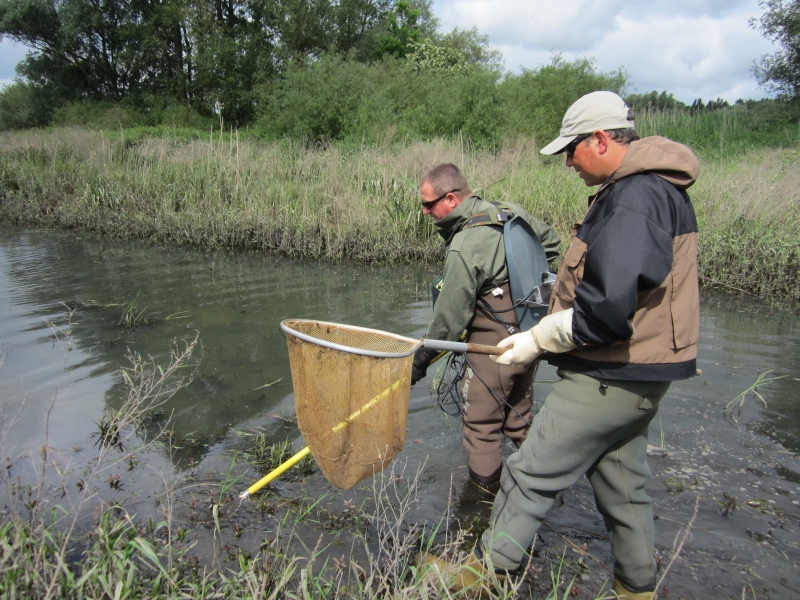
top-left (433, 0), bottom-right (776, 102)
top-left (440, 0), bottom-right (629, 52)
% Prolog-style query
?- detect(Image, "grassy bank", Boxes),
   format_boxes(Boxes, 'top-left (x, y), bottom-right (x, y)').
top-left (1, 127), bottom-right (799, 300)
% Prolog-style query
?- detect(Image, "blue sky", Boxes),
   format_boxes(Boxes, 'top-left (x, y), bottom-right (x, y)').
top-left (1, 0), bottom-right (776, 102)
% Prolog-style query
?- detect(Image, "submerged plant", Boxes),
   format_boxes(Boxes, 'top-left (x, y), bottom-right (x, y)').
top-left (724, 369), bottom-right (787, 419)
top-left (248, 433), bottom-right (314, 477)
top-left (93, 413), bottom-right (124, 451)
top-left (117, 291), bottom-right (153, 328)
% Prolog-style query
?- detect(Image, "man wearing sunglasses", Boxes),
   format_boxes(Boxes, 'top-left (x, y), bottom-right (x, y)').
top-left (412, 163), bottom-right (561, 492)
top-left (420, 92), bottom-right (701, 600)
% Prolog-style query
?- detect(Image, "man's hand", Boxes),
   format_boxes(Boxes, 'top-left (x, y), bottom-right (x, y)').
top-left (492, 309), bottom-right (577, 367)
top-left (491, 330), bottom-right (542, 366)
top-left (411, 347), bottom-right (440, 385)
top-left (532, 309), bottom-right (576, 353)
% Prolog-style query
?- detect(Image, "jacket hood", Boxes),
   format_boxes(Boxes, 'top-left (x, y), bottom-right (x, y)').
top-left (610, 136), bottom-right (699, 190)
top-left (435, 195), bottom-right (482, 245)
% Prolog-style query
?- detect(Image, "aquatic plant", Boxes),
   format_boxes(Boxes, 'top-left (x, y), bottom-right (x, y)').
top-left (246, 433), bottom-right (314, 477)
top-left (93, 414), bottom-right (123, 451)
top-left (724, 369), bottom-right (788, 418)
top-left (117, 291), bottom-right (151, 328)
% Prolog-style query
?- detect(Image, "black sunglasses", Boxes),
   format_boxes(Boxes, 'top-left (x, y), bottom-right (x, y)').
top-left (565, 134), bottom-right (592, 158)
top-left (421, 188), bottom-right (460, 210)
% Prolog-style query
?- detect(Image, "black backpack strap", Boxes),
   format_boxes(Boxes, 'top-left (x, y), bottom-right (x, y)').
top-left (463, 201), bottom-right (515, 230)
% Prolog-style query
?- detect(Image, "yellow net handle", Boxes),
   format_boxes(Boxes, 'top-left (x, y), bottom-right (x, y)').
top-left (239, 377), bottom-right (407, 500)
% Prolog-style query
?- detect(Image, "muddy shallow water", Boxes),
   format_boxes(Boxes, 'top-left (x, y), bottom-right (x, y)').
top-left (1, 225), bottom-right (799, 599)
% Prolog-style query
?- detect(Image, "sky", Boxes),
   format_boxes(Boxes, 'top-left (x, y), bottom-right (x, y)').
top-left (1, 0), bottom-right (777, 102)
top-left (432, 0), bottom-right (776, 103)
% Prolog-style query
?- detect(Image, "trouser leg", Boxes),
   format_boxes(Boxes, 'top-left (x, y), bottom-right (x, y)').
top-left (481, 370), bottom-right (668, 571)
top-left (587, 403), bottom-right (664, 592)
top-left (502, 360), bottom-right (536, 446)
top-left (460, 352), bottom-right (533, 482)
top-left (461, 286), bottom-right (532, 482)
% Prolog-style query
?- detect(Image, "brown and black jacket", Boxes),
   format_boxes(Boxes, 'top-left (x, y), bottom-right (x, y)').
top-left (548, 136), bottom-right (700, 381)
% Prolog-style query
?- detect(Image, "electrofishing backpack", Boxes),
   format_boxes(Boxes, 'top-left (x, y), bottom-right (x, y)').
top-left (432, 201), bottom-right (555, 332)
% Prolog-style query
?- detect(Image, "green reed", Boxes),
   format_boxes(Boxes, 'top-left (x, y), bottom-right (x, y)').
top-left (1, 128), bottom-right (798, 300)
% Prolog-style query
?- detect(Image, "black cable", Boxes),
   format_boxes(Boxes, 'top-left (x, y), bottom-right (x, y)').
top-left (433, 351), bottom-right (467, 416)
top-left (476, 287), bottom-right (541, 315)
top-left (463, 355), bottom-right (533, 428)
top-left (433, 352), bottom-right (533, 428)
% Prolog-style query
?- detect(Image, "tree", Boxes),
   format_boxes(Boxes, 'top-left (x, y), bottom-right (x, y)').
top-left (498, 55), bottom-right (627, 141)
top-left (374, 0), bottom-right (420, 58)
top-left (0, 0), bottom-right (199, 113)
top-left (751, 0), bottom-right (800, 98)
top-left (625, 90), bottom-right (686, 112)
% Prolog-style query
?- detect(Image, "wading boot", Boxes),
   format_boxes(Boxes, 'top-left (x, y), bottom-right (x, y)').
top-left (612, 580), bottom-right (655, 600)
top-left (455, 469), bottom-right (501, 528)
top-left (415, 547), bottom-right (506, 598)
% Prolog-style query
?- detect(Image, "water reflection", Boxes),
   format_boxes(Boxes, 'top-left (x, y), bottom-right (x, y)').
top-left (696, 292), bottom-right (800, 452)
top-left (0, 225), bottom-right (435, 468)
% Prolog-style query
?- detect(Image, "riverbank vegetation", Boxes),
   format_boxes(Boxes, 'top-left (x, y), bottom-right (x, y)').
top-left (1, 1), bottom-right (800, 300)
top-left (1, 123), bottom-right (799, 300)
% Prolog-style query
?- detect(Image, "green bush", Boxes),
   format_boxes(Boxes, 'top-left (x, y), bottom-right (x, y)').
top-left (0, 82), bottom-right (50, 130)
top-left (256, 53), bottom-right (631, 146)
top-left (497, 55), bottom-right (627, 142)
top-left (50, 99), bottom-right (214, 130)
top-left (258, 55), bottom-right (371, 140)
top-left (257, 54), bottom-right (502, 145)
top-left (52, 101), bottom-right (148, 129)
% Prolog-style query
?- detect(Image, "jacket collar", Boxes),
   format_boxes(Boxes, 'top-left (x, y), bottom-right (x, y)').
top-left (587, 136), bottom-right (700, 207)
top-left (434, 195), bottom-right (482, 245)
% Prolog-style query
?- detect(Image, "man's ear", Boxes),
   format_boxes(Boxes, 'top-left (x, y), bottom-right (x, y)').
top-left (593, 130), bottom-right (610, 155)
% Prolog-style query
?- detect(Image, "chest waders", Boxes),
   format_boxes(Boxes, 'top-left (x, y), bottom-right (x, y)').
top-left (430, 201), bottom-right (553, 421)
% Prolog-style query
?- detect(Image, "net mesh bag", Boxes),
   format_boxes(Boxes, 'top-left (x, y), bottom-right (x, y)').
top-left (282, 320), bottom-right (418, 489)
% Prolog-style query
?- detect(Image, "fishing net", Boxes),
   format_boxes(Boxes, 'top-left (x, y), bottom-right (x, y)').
top-left (281, 319), bottom-right (418, 489)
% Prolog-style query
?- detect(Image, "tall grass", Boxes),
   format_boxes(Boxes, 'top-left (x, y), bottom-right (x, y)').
top-left (0, 127), bottom-right (799, 299)
top-left (636, 105), bottom-right (800, 156)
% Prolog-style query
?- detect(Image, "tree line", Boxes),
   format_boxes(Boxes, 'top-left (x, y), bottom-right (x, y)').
top-left (0, 0), bottom-right (444, 127)
top-left (1, 0), bottom-right (800, 143)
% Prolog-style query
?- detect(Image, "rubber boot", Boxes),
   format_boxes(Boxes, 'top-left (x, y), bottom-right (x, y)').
top-left (415, 548), bottom-right (506, 598)
top-left (612, 580), bottom-right (655, 600)
top-left (468, 466), bottom-right (502, 495)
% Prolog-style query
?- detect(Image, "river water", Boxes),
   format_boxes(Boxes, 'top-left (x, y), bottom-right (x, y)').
top-left (1, 225), bottom-right (799, 598)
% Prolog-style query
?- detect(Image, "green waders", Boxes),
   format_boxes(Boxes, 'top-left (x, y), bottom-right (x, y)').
top-left (481, 369), bottom-right (670, 593)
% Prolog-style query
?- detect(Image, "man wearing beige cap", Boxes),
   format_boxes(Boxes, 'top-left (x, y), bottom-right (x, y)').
top-left (419, 91), bottom-right (701, 600)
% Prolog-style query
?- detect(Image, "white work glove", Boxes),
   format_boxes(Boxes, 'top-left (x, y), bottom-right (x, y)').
top-left (532, 309), bottom-right (577, 353)
top-left (491, 329), bottom-right (542, 366)
top-left (492, 309), bottom-right (577, 367)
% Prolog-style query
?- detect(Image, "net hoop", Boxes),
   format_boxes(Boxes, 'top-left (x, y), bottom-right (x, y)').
top-left (280, 319), bottom-right (423, 358)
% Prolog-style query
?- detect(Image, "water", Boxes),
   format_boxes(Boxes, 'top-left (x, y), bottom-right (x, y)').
top-left (0, 225), bottom-right (435, 466)
top-left (2, 225), bottom-right (799, 598)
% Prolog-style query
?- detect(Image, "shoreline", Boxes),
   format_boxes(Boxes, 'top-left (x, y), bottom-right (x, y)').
top-left (1, 129), bottom-right (800, 301)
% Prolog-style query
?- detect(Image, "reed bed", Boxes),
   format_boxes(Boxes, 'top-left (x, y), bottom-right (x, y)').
top-left (1, 128), bottom-right (798, 300)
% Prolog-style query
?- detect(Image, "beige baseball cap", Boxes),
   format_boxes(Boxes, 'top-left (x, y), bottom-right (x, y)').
top-left (540, 91), bottom-right (634, 155)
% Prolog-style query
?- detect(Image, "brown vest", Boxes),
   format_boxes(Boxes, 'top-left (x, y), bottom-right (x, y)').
top-left (550, 223), bottom-right (700, 367)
